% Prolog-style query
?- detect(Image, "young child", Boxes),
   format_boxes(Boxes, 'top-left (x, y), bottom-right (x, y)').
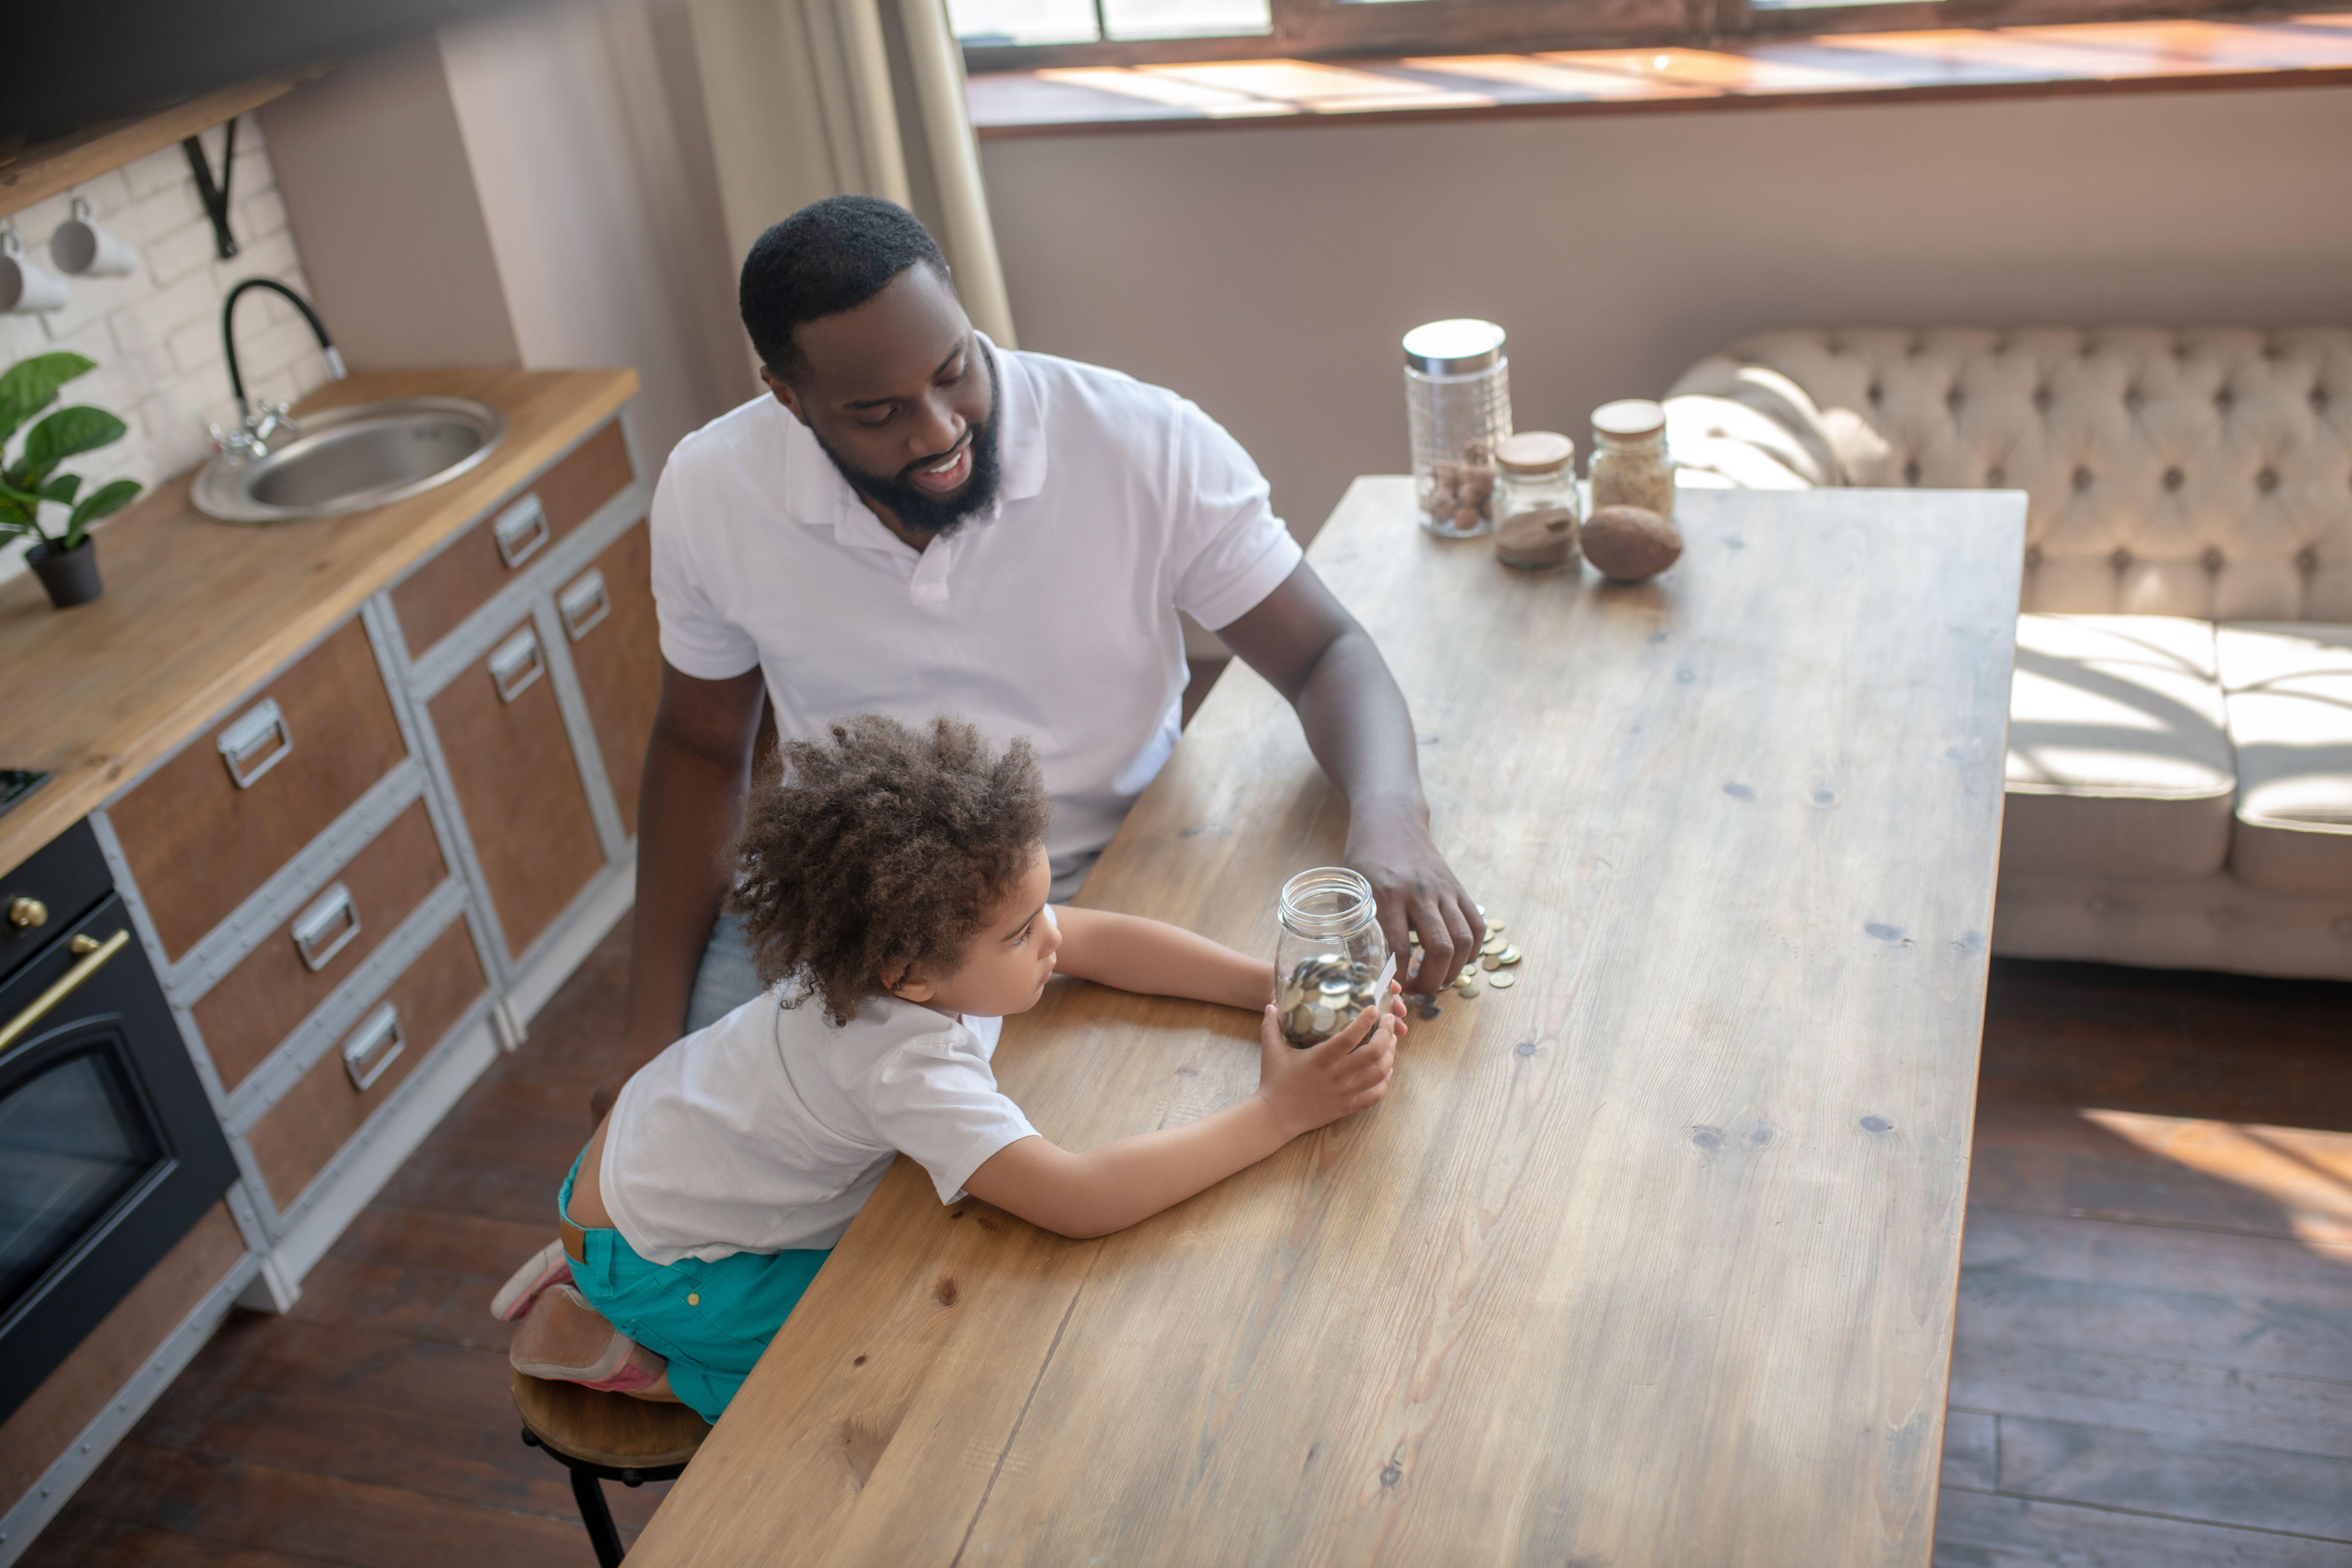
top-left (501, 713), bottom-right (1404, 1422)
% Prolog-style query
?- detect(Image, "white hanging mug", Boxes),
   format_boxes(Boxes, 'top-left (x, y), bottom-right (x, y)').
top-left (0, 231), bottom-right (70, 314)
top-left (50, 197), bottom-right (138, 278)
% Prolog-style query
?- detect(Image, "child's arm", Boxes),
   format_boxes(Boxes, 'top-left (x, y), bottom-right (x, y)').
top-left (962, 992), bottom-right (1404, 1239)
top-left (1050, 905), bottom-right (1273, 1011)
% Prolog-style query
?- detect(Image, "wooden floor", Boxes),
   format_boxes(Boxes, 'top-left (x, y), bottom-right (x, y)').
top-left (24, 933), bottom-right (2351, 1564)
top-left (1934, 959), bottom-right (2352, 1566)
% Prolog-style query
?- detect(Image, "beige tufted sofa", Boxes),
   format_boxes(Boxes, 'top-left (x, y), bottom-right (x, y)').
top-left (1664, 327), bottom-right (2352, 981)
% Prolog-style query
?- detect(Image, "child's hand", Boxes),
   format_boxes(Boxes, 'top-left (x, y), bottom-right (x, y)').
top-left (1255, 988), bottom-right (1403, 1139)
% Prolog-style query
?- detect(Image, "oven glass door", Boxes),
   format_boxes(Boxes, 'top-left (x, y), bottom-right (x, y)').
top-left (0, 891), bottom-right (237, 1421)
top-left (0, 1041), bottom-right (168, 1312)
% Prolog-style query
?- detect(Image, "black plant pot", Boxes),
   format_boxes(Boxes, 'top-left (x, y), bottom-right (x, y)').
top-left (27, 536), bottom-right (103, 609)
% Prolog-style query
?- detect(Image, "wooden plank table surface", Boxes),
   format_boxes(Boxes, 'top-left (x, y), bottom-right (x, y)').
top-left (626, 480), bottom-right (2026, 1567)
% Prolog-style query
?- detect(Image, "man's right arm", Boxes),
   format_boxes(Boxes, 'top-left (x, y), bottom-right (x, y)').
top-left (590, 660), bottom-right (767, 1123)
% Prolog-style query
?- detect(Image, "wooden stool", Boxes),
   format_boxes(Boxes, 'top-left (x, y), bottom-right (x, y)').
top-left (512, 1368), bottom-right (710, 1566)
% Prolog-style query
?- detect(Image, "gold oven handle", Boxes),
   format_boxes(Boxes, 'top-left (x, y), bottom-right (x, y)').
top-left (0, 929), bottom-right (131, 1058)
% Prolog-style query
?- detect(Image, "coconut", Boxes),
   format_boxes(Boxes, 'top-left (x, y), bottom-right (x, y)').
top-left (1580, 504), bottom-right (1682, 582)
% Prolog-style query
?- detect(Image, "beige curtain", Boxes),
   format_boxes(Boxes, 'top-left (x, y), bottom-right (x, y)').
top-left (686, 0), bottom-right (1018, 354)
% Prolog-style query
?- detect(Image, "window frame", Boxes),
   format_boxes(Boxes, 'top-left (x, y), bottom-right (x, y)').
top-left (958, 0), bottom-right (2262, 72)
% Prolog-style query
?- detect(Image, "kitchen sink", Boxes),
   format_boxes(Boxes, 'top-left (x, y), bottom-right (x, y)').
top-left (191, 397), bottom-right (506, 524)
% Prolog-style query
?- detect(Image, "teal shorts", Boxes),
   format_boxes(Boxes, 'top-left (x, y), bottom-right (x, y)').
top-left (558, 1154), bottom-right (828, 1424)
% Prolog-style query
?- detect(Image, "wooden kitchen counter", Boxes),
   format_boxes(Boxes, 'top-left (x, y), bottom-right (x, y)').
top-left (0, 367), bottom-right (637, 877)
top-left (627, 481), bottom-right (2025, 1567)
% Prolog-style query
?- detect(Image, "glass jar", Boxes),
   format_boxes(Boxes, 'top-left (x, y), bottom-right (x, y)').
top-left (1589, 398), bottom-right (1676, 519)
top-left (1404, 319), bottom-right (1512, 539)
top-left (1491, 430), bottom-right (1580, 569)
top-left (1273, 867), bottom-right (1390, 1049)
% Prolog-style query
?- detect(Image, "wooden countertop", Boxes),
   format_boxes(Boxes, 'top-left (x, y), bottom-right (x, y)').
top-left (626, 481), bottom-right (2024, 1566)
top-left (0, 367), bottom-right (638, 877)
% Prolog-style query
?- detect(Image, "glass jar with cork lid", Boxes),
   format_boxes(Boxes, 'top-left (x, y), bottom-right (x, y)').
top-left (1491, 430), bottom-right (1580, 569)
top-left (1403, 319), bottom-right (1512, 538)
top-left (1273, 867), bottom-right (1391, 1049)
top-left (1589, 398), bottom-right (1676, 519)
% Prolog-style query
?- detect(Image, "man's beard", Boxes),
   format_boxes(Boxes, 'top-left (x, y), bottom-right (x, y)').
top-left (815, 341), bottom-right (1003, 542)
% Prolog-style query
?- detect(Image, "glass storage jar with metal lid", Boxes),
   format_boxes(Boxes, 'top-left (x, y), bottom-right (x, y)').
top-left (1491, 430), bottom-right (1580, 569)
top-left (1273, 866), bottom-right (1391, 1049)
top-left (1404, 319), bottom-right (1512, 539)
top-left (1588, 398), bottom-right (1676, 518)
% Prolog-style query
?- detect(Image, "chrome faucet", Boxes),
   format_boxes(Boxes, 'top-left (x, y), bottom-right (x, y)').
top-left (210, 278), bottom-right (346, 462)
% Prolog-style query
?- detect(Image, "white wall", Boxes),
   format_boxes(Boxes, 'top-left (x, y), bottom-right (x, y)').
top-left (438, 0), bottom-right (751, 469)
top-left (980, 85), bottom-right (2352, 538)
top-left (264, 0), bottom-right (751, 483)
top-left (260, 38), bottom-right (523, 373)
top-left (2, 119), bottom-right (331, 583)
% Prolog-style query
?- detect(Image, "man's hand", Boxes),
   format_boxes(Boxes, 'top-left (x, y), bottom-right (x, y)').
top-left (1221, 564), bottom-right (1478, 998)
top-left (596, 662), bottom-right (766, 1127)
top-left (590, 1029), bottom-right (672, 1125)
top-left (1346, 800), bottom-right (1481, 996)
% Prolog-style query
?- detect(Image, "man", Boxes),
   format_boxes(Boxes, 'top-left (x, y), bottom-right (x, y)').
top-left (590, 196), bottom-right (1476, 1120)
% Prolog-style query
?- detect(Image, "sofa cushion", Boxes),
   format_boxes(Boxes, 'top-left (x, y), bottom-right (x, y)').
top-left (2216, 623), bottom-right (2352, 895)
top-left (1664, 327), bottom-right (2352, 623)
top-left (2003, 615), bottom-right (2235, 880)
top-left (1661, 362), bottom-right (1846, 490)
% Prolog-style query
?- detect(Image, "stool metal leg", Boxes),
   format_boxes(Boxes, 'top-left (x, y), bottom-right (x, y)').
top-left (569, 1464), bottom-right (628, 1568)
top-left (519, 1423), bottom-right (691, 1565)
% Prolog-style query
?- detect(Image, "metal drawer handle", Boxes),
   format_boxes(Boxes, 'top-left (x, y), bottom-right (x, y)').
top-left (341, 1001), bottom-right (405, 1092)
top-left (0, 929), bottom-right (128, 1058)
top-left (557, 569), bottom-right (610, 642)
top-left (488, 628), bottom-right (545, 704)
top-left (291, 882), bottom-right (361, 972)
top-left (218, 698), bottom-right (293, 789)
top-left (493, 495), bottom-right (550, 569)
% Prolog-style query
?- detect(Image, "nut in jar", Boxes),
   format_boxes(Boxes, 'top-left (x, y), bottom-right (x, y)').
top-left (1423, 440), bottom-right (1497, 533)
top-left (1403, 319), bottom-right (1511, 539)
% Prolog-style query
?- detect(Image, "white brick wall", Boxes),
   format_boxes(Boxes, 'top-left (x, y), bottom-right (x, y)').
top-left (2, 115), bottom-right (334, 586)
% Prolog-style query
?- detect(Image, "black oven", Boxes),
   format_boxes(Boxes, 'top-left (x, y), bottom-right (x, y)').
top-left (0, 822), bottom-right (238, 1421)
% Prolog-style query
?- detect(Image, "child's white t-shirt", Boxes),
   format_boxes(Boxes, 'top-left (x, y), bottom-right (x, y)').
top-left (598, 986), bottom-right (1039, 1266)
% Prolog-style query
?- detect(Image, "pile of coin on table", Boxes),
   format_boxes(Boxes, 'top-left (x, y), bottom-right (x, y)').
top-left (1276, 955), bottom-right (1390, 1048)
top-left (1410, 908), bottom-right (1519, 1001)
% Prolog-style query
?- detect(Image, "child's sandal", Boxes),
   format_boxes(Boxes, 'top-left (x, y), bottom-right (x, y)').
top-left (490, 1239), bottom-right (574, 1323)
top-left (510, 1285), bottom-right (658, 1393)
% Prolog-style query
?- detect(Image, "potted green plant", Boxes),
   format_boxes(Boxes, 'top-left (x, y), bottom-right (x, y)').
top-left (2, 351), bottom-right (144, 609)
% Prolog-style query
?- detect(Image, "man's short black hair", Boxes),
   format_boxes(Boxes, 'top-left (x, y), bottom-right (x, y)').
top-left (739, 196), bottom-right (951, 383)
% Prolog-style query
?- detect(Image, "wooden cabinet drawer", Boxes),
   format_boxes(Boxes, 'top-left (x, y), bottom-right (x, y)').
top-left (190, 799), bottom-right (449, 1097)
top-left (106, 618), bottom-right (408, 964)
top-left (557, 518), bottom-right (662, 839)
top-left (428, 616), bottom-right (604, 959)
top-left (392, 420), bottom-right (634, 656)
top-left (244, 916), bottom-right (487, 1212)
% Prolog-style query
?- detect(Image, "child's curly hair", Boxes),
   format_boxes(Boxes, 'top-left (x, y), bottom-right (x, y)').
top-left (727, 713), bottom-right (1050, 1026)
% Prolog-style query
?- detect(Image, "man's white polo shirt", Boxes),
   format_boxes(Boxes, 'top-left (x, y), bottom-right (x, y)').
top-left (649, 342), bottom-right (1304, 894)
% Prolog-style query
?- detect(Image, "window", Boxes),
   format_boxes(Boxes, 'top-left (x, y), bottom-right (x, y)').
top-left (950, 0), bottom-right (1274, 47)
top-left (954, 0), bottom-right (2255, 70)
